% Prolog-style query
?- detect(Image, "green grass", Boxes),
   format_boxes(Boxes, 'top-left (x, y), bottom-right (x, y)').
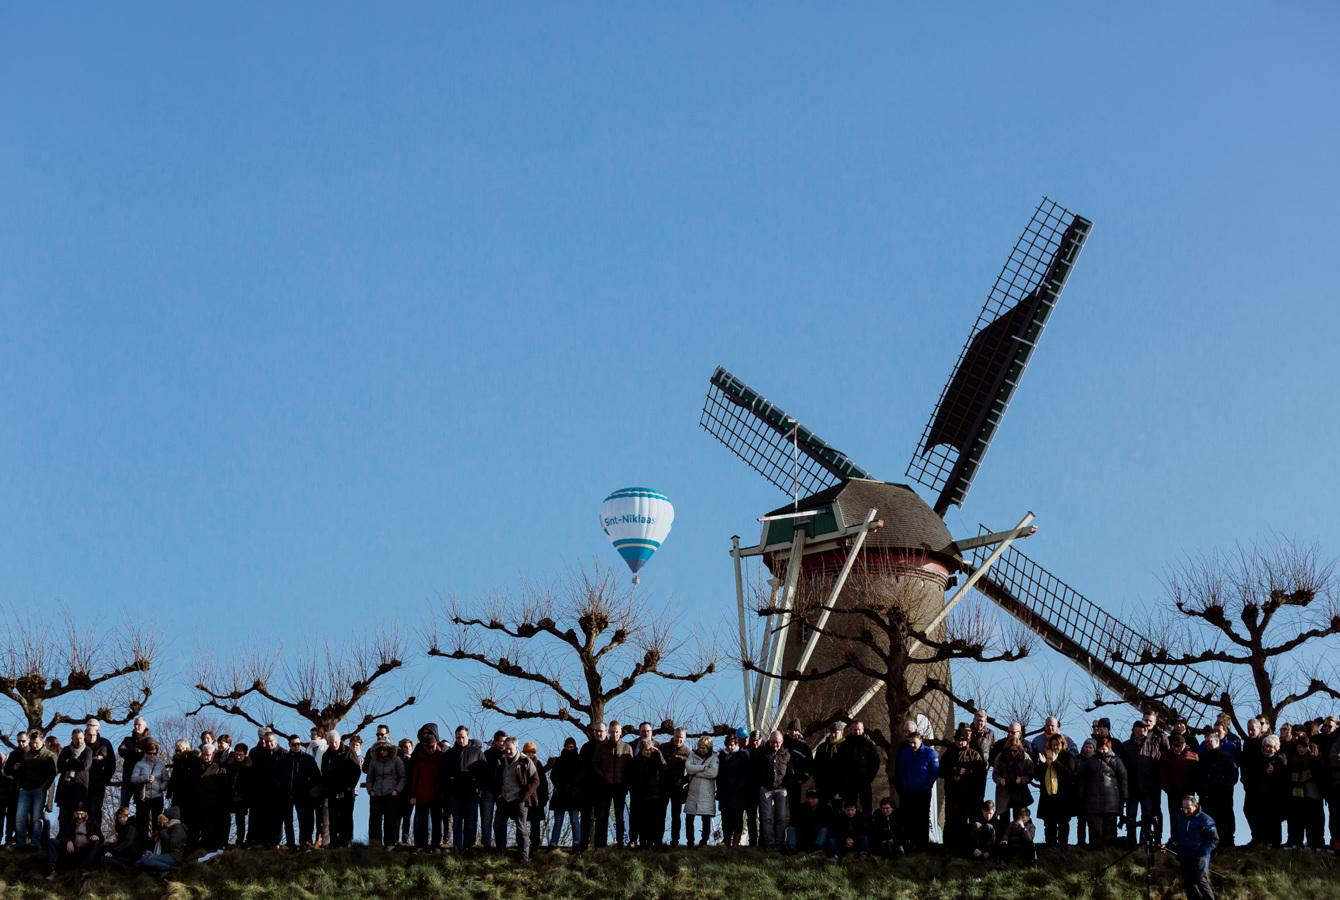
top-left (1, 844), bottom-right (1336, 899)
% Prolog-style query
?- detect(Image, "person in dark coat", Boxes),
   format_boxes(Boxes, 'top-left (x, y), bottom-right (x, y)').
top-left (870, 797), bottom-right (904, 858)
top-left (811, 723), bottom-right (845, 811)
top-left (627, 738), bottom-right (666, 848)
top-left (1197, 732), bottom-right (1239, 849)
top-left (1286, 734), bottom-right (1325, 849)
top-left (998, 808), bottom-right (1038, 866)
top-left (116, 718), bottom-right (152, 809)
top-left (716, 732), bottom-right (752, 847)
top-left (192, 746), bottom-right (231, 851)
top-left (407, 723), bottom-right (445, 851)
top-left (754, 731), bottom-right (795, 850)
top-left (788, 788), bottom-right (830, 853)
top-left (320, 730), bottom-right (361, 848)
top-left (1078, 737), bottom-right (1127, 848)
top-left (42, 807), bottom-right (100, 878)
top-left (1035, 733), bottom-right (1078, 846)
top-left (244, 733), bottom-right (280, 847)
top-left (100, 805), bottom-right (140, 867)
top-left (440, 725), bottom-right (484, 851)
top-left (225, 744), bottom-right (252, 847)
top-left (782, 718), bottom-right (813, 801)
top-left (0, 739), bottom-right (17, 846)
top-left (546, 737), bottom-right (581, 848)
top-left (274, 735), bottom-right (321, 848)
top-left (971, 800), bottom-right (998, 859)
top-left (659, 729), bottom-right (691, 847)
top-left (992, 733), bottom-right (1035, 824)
top-left (82, 719), bottom-right (117, 834)
top-left (55, 729), bottom-right (92, 831)
top-left (837, 721), bottom-right (880, 816)
top-left (939, 725), bottom-right (987, 853)
top-left (1159, 733), bottom-right (1200, 837)
top-left (479, 730), bottom-right (508, 850)
top-left (826, 798), bottom-right (869, 860)
top-left (396, 738), bottom-right (414, 846)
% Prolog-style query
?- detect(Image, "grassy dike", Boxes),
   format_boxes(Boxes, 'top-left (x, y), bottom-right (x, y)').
top-left (0, 844), bottom-right (1336, 899)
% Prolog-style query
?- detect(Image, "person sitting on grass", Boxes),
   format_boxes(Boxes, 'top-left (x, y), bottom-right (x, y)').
top-left (870, 796), bottom-right (904, 858)
top-left (826, 798), bottom-right (869, 862)
top-left (997, 807), bottom-right (1037, 867)
top-left (971, 800), bottom-right (997, 860)
top-left (42, 806), bottom-right (101, 881)
top-left (788, 788), bottom-right (831, 855)
top-left (136, 806), bottom-right (188, 876)
top-left (1168, 794), bottom-right (1218, 900)
top-left (101, 806), bottom-right (141, 869)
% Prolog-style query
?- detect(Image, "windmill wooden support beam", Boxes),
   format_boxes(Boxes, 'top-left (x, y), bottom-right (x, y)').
top-left (837, 510), bottom-right (1036, 730)
top-left (731, 534), bottom-right (755, 732)
top-left (754, 526), bottom-right (807, 732)
top-left (769, 507), bottom-right (881, 734)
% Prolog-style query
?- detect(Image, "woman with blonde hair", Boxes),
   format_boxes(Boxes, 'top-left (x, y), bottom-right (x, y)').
top-left (684, 735), bottom-right (719, 847)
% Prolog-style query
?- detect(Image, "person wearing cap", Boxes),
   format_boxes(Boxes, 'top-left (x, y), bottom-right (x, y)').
top-left (894, 720), bottom-right (939, 852)
top-left (1168, 794), bottom-right (1218, 900)
top-left (478, 729), bottom-right (509, 850)
top-left (837, 721), bottom-right (880, 817)
top-left (407, 724), bottom-right (444, 851)
top-left (1079, 717), bottom-right (1112, 847)
top-left (683, 735), bottom-right (718, 848)
top-left (811, 722), bottom-right (845, 813)
top-left (788, 787), bottom-right (830, 854)
top-left (1159, 731), bottom-right (1200, 837)
top-left (939, 724), bottom-right (987, 854)
top-left (716, 731), bottom-right (752, 848)
top-left (1170, 718), bottom-right (1199, 753)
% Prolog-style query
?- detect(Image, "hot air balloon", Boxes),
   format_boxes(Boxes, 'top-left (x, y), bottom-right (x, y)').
top-left (600, 487), bottom-right (674, 584)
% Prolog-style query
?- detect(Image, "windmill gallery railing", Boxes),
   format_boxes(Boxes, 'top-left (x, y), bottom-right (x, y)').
top-left (971, 528), bottom-right (1217, 725)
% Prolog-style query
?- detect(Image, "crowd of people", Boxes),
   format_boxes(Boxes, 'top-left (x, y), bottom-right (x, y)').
top-left (2, 707), bottom-right (1338, 894)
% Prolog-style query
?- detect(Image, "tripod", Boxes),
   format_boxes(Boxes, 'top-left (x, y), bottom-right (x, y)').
top-left (1093, 813), bottom-right (1163, 900)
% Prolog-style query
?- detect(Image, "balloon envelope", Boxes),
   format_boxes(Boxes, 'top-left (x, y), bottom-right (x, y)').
top-left (600, 487), bottom-right (674, 581)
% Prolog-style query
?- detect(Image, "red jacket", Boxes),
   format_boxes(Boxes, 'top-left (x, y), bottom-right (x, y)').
top-left (408, 745), bottom-right (444, 803)
top-left (1158, 746), bottom-right (1199, 795)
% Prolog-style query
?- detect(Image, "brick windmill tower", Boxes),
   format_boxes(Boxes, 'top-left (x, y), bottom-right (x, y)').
top-left (700, 198), bottom-right (1213, 752)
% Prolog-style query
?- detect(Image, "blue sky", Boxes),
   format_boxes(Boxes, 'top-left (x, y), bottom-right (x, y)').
top-left (3, 3), bottom-right (1338, 750)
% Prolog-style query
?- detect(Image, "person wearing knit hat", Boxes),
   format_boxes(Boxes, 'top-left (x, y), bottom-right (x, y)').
top-left (941, 724), bottom-right (986, 855)
top-left (783, 719), bottom-right (813, 808)
top-left (408, 724), bottom-right (445, 852)
top-left (520, 741), bottom-right (549, 853)
top-left (812, 722), bottom-right (846, 812)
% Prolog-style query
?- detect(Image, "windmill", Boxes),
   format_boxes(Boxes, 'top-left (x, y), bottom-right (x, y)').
top-left (700, 197), bottom-right (1214, 746)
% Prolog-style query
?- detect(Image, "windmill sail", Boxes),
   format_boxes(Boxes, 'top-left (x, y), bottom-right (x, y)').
top-left (908, 198), bottom-right (1092, 515)
top-left (700, 366), bottom-right (875, 498)
top-left (970, 531), bottom-right (1216, 724)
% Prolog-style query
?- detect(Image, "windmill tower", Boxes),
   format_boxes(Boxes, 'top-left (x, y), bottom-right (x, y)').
top-left (701, 198), bottom-right (1215, 750)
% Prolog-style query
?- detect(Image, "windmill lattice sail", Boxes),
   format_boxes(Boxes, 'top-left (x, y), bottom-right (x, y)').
top-left (700, 366), bottom-right (875, 498)
top-left (908, 198), bottom-right (1093, 515)
top-left (970, 531), bottom-right (1216, 724)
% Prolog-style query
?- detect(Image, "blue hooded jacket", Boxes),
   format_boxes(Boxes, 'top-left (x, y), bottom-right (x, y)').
top-left (895, 742), bottom-right (940, 794)
top-left (1172, 808), bottom-right (1218, 860)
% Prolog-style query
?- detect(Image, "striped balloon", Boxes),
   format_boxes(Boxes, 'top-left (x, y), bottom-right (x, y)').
top-left (600, 487), bottom-right (675, 584)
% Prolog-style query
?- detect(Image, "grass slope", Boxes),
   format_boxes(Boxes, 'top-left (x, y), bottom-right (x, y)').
top-left (1, 844), bottom-right (1336, 899)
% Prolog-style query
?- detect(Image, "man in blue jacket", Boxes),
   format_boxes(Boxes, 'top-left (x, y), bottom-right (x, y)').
top-left (894, 720), bottom-right (939, 852)
top-left (1169, 794), bottom-right (1218, 900)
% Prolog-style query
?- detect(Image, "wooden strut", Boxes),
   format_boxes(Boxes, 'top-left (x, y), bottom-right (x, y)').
top-left (837, 510), bottom-right (1036, 728)
top-left (731, 535), bottom-right (754, 733)
top-left (769, 507), bottom-right (881, 734)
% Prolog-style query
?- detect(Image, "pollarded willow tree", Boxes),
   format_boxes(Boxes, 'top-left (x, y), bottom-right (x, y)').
top-left (1109, 539), bottom-right (1340, 734)
top-left (745, 566), bottom-right (1032, 755)
top-left (0, 609), bottom-right (157, 747)
top-left (189, 628), bottom-right (417, 740)
top-left (428, 563), bottom-right (723, 738)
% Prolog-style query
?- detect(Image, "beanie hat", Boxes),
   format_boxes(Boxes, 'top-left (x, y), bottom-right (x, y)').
top-left (735, 726), bottom-right (749, 741)
top-left (786, 718), bottom-right (802, 733)
top-left (417, 723), bottom-right (440, 742)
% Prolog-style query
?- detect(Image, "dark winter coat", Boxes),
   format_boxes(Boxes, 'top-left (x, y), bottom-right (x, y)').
top-left (547, 749), bottom-right (581, 812)
top-left (273, 748), bottom-right (321, 802)
top-left (790, 799), bottom-right (831, 848)
top-left (407, 744), bottom-right (444, 804)
top-left (830, 809), bottom-right (869, 844)
top-left (1035, 750), bottom-right (1078, 821)
top-left (15, 747), bottom-right (57, 792)
top-left (593, 739), bottom-right (633, 790)
top-left (320, 745), bottom-right (362, 798)
top-left (627, 749), bottom-right (666, 800)
top-left (811, 738), bottom-right (845, 800)
top-left (1158, 746), bottom-right (1200, 798)
top-left (1198, 746), bottom-right (1239, 791)
top-left (783, 734), bottom-right (812, 794)
top-left (837, 733), bottom-right (880, 795)
top-left (938, 745), bottom-right (987, 808)
top-left (167, 750), bottom-right (203, 810)
top-left (752, 744), bottom-right (795, 792)
top-left (660, 740), bottom-right (690, 801)
top-left (715, 747), bottom-right (752, 812)
top-left (1078, 750), bottom-right (1127, 815)
top-left (992, 745), bottom-right (1035, 809)
top-left (117, 731), bottom-right (152, 785)
top-left (55, 745), bottom-right (92, 809)
top-left (86, 736), bottom-right (117, 791)
top-left (197, 759), bottom-right (232, 814)
top-left (440, 740), bottom-right (485, 799)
